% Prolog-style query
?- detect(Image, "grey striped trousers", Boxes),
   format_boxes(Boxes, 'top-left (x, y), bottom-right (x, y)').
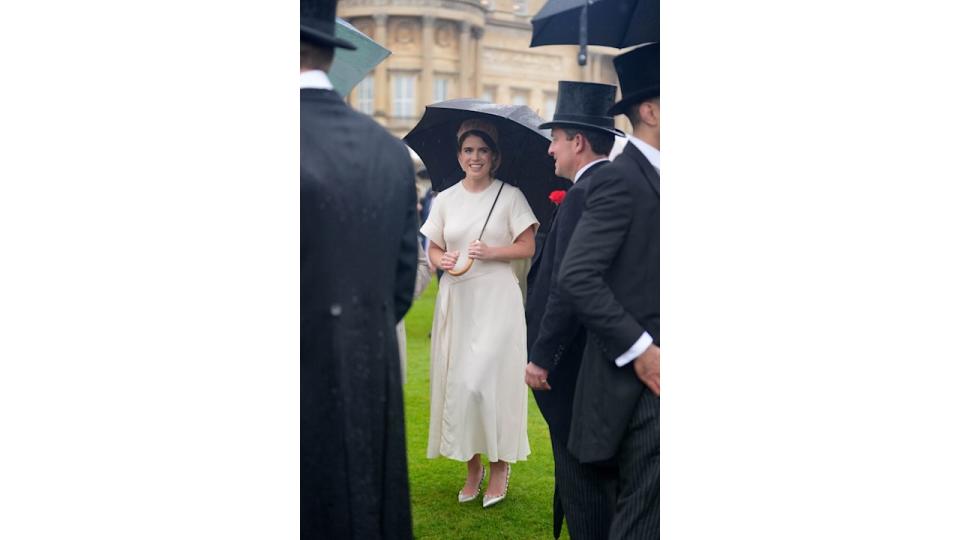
top-left (551, 434), bottom-right (616, 539)
top-left (608, 387), bottom-right (660, 540)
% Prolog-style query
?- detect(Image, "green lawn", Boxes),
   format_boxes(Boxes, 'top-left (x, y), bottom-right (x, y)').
top-left (403, 278), bottom-right (570, 539)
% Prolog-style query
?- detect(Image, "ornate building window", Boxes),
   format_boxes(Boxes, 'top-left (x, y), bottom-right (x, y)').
top-left (482, 86), bottom-right (496, 103)
top-left (511, 89), bottom-right (530, 107)
top-left (356, 76), bottom-right (374, 115)
top-left (434, 77), bottom-right (452, 103)
top-left (392, 73), bottom-right (418, 118)
top-left (544, 92), bottom-right (557, 120)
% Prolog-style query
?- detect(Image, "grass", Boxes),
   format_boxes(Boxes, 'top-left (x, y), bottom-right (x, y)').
top-left (403, 277), bottom-right (570, 539)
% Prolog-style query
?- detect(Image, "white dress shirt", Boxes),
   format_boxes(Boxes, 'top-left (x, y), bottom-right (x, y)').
top-left (627, 134), bottom-right (660, 172)
top-left (613, 136), bottom-right (660, 367)
top-left (573, 158), bottom-right (609, 184)
top-left (300, 70), bottom-right (334, 90)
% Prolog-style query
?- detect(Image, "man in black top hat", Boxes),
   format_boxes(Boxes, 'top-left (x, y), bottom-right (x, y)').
top-left (558, 43), bottom-right (660, 540)
top-left (300, 0), bottom-right (419, 538)
top-left (524, 80), bottom-right (622, 539)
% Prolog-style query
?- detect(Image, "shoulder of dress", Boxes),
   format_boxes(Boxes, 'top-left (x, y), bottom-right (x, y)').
top-left (495, 180), bottom-right (521, 196)
top-left (434, 183), bottom-right (458, 203)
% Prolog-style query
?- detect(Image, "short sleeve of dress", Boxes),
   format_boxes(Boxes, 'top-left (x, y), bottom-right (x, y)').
top-left (507, 186), bottom-right (539, 242)
top-left (420, 192), bottom-right (445, 251)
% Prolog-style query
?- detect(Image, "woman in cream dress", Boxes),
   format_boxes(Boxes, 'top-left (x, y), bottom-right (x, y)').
top-left (420, 118), bottom-right (538, 508)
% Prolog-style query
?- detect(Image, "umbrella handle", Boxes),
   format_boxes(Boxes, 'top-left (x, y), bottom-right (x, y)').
top-left (578, 1), bottom-right (588, 66)
top-left (448, 183), bottom-right (504, 277)
top-left (446, 257), bottom-right (474, 277)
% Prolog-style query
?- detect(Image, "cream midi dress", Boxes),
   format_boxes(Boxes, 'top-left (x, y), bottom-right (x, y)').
top-left (420, 179), bottom-right (538, 462)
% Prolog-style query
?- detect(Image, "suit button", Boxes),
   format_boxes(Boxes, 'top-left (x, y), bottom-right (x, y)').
top-left (330, 304), bottom-right (342, 317)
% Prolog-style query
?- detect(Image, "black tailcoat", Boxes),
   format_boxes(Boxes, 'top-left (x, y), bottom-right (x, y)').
top-left (301, 88), bottom-right (419, 539)
top-left (558, 143), bottom-right (659, 465)
top-left (525, 161), bottom-right (606, 537)
top-left (526, 161), bottom-right (607, 442)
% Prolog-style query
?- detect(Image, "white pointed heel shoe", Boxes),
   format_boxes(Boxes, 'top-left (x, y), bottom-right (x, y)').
top-left (482, 463), bottom-right (510, 509)
top-left (458, 466), bottom-right (485, 503)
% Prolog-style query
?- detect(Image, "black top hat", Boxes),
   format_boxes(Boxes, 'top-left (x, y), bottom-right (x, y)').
top-left (539, 81), bottom-right (623, 137)
top-left (609, 43), bottom-right (659, 116)
top-left (301, 0), bottom-right (356, 50)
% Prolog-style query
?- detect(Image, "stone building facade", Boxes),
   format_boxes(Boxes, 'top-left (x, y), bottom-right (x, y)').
top-left (337, 0), bottom-right (632, 139)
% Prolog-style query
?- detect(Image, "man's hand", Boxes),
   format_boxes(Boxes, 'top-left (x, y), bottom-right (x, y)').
top-left (633, 344), bottom-right (660, 396)
top-left (525, 362), bottom-right (551, 391)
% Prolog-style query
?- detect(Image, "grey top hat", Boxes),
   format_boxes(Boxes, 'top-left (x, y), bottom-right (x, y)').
top-left (539, 81), bottom-right (624, 137)
top-left (302, 0), bottom-right (356, 49)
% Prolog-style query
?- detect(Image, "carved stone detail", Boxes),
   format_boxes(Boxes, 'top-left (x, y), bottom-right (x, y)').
top-left (342, 0), bottom-right (485, 17)
top-left (482, 48), bottom-right (563, 74)
top-left (436, 21), bottom-right (455, 48)
top-left (393, 18), bottom-right (418, 46)
top-left (351, 18), bottom-right (375, 38)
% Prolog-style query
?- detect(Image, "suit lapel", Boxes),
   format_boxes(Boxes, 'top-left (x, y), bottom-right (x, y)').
top-left (531, 161), bottom-right (604, 270)
top-left (623, 143), bottom-right (660, 198)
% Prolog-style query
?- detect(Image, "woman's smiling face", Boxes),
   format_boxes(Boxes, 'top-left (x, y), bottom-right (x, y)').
top-left (458, 134), bottom-right (496, 181)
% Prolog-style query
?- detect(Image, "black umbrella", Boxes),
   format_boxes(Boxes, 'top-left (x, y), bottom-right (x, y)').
top-left (530, 0), bottom-right (658, 64)
top-left (403, 99), bottom-right (570, 227)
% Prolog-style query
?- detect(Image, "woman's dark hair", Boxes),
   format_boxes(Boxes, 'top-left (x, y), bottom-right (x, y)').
top-left (457, 129), bottom-right (500, 157)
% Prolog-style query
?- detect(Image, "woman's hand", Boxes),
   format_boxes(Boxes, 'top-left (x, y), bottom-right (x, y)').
top-left (439, 250), bottom-right (460, 270)
top-left (466, 226), bottom-right (535, 262)
top-left (468, 240), bottom-right (494, 260)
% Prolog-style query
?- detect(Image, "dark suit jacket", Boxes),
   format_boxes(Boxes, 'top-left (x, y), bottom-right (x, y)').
top-left (525, 161), bottom-right (607, 444)
top-left (525, 161), bottom-right (607, 538)
top-left (301, 87), bottom-right (418, 539)
top-left (558, 143), bottom-right (659, 464)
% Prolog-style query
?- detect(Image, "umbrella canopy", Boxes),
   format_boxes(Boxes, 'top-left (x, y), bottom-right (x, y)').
top-left (403, 99), bottom-right (570, 227)
top-left (530, 0), bottom-right (658, 49)
top-left (328, 18), bottom-right (391, 96)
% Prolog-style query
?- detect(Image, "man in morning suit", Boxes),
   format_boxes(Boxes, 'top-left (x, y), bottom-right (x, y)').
top-left (524, 81), bottom-right (621, 539)
top-left (300, 0), bottom-right (419, 538)
top-left (558, 43), bottom-right (661, 539)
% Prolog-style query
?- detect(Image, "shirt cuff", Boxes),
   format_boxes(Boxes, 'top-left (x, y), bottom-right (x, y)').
top-left (614, 332), bottom-right (653, 367)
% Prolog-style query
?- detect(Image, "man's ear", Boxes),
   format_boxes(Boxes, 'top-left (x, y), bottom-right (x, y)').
top-left (642, 102), bottom-right (659, 126)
